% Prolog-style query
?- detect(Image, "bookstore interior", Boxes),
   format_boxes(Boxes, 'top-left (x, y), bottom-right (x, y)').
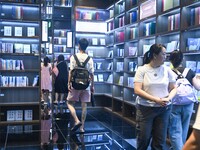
top-left (0, 0), bottom-right (200, 149)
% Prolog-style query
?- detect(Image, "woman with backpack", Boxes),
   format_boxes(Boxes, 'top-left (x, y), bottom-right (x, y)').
top-left (168, 50), bottom-right (200, 150)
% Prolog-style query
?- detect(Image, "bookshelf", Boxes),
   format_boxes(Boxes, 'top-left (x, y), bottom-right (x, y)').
top-left (0, 0), bottom-right (41, 145)
top-left (101, 0), bottom-right (200, 125)
top-left (75, 6), bottom-right (113, 100)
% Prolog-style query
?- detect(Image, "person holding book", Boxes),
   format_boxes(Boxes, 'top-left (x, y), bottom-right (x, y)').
top-left (41, 56), bottom-right (52, 104)
top-left (67, 38), bottom-right (94, 133)
top-left (183, 103), bottom-right (200, 150)
top-left (168, 50), bottom-right (200, 150)
top-left (134, 44), bottom-right (177, 150)
top-left (53, 54), bottom-right (68, 104)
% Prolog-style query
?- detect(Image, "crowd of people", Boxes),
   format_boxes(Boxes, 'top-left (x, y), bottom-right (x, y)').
top-left (41, 39), bottom-right (200, 150)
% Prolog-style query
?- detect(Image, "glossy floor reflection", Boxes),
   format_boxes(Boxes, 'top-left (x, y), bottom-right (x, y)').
top-left (1, 107), bottom-right (136, 150)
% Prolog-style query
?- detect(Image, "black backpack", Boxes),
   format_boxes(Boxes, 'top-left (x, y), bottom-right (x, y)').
top-left (71, 54), bottom-right (90, 90)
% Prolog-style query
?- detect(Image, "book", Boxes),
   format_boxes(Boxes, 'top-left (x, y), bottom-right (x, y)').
top-left (128, 47), bottom-right (137, 56)
top-left (100, 38), bottom-right (106, 45)
top-left (143, 44), bottom-right (151, 55)
top-left (94, 75), bottom-right (98, 82)
top-left (27, 27), bottom-right (35, 37)
top-left (118, 76), bottom-right (123, 85)
top-left (32, 44), bottom-right (39, 54)
top-left (7, 110), bottom-right (15, 121)
top-left (24, 125), bottom-right (33, 133)
top-left (128, 77), bottom-right (134, 88)
top-left (24, 110), bottom-right (33, 121)
top-left (107, 50), bottom-right (113, 58)
top-left (98, 74), bottom-right (104, 82)
top-left (186, 61), bottom-right (197, 72)
top-left (107, 74), bottom-right (113, 83)
top-left (14, 43), bottom-right (23, 53)
top-left (97, 62), bottom-right (102, 70)
top-left (92, 38), bottom-right (98, 45)
top-left (4, 26), bottom-right (12, 36)
top-left (15, 110), bottom-right (23, 121)
top-left (23, 44), bottom-right (31, 53)
top-left (15, 27), bottom-right (23, 36)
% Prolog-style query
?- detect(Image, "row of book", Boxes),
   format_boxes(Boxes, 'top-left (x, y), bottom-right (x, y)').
top-left (7, 125), bottom-right (33, 134)
top-left (187, 38), bottom-right (200, 51)
top-left (115, 31), bottom-right (125, 43)
top-left (94, 74), bottom-right (104, 82)
top-left (129, 11), bottom-right (137, 24)
top-left (76, 37), bottom-right (106, 46)
top-left (118, 76), bottom-right (135, 88)
top-left (191, 6), bottom-right (200, 26)
top-left (75, 11), bottom-right (107, 21)
top-left (118, 16), bottom-right (125, 28)
top-left (4, 26), bottom-right (36, 37)
top-left (94, 62), bottom-right (113, 71)
top-left (108, 21), bottom-right (114, 31)
top-left (129, 27), bottom-right (138, 40)
top-left (0, 59), bottom-right (24, 70)
top-left (162, 0), bottom-right (179, 12)
top-left (7, 0), bottom-right (38, 3)
top-left (7, 109), bottom-right (33, 121)
top-left (115, 2), bottom-right (125, 15)
top-left (0, 43), bottom-right (39, 54)
top-left (0, 76), bottom-right (29, 87)
top-left (168, 13), bottom-right (180, 31)
top-left (144, 22), bottom-right (156, 36)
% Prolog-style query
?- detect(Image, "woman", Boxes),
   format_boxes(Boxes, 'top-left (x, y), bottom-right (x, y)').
top-left (168, 50), bottom-right (200, 150)
top-left (41, 56), bottom-right (52, 103)
top-left (54, 54), bottom-right (68, 104)
top-left (134, 44), bottom-right (177, 150)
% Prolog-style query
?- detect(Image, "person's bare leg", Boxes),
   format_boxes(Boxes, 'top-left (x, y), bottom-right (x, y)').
top-left (183, 129), bottom-right (200, 150)
top-left (55, 93), bottom-right (59, 103)
top-left (67, 101), bottom-right (80, 125)
top-left (80, 102), bottom-right (87, 131)
top-left (60, 93), bottom-right (64, 103)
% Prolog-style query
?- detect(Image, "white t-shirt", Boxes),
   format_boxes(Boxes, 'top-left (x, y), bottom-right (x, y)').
top-left (193, 104), bottom-right (200, 130)
top-left (70, 53), bottom-right (94, 90)
top-left (134, 64), bottom-right (176, 107)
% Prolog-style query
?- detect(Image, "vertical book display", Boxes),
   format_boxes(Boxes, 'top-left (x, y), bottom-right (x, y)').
top-left (104, 0), bottom-right (200, 125)
top-left (0, 0), bottom-right (41, 145)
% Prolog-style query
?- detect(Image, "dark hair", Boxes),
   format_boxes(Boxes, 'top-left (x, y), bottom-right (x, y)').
top-left (78, 38), bottom-right (89, 51)
top-left (169, 50), bottom-right (183, 68)
top-left (43, 56), bottom-right (49, 67)
top-left (57, 54), bottom-right (64, 62)
top-left (143, 44), bottom-right (164, 64)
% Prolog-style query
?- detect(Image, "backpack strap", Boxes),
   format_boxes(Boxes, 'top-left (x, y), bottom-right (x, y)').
top-left (73, 54), bottom-right (81, 67)
top-left (73, 54), bottom-right (90, 68)
top-left (182, 68), bottom-right (190, 78)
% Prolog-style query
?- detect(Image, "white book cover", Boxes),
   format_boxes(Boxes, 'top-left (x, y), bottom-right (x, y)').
top-left (143, 44), bottom-right (151, 55)
top-left (107, 50), bottom-right (113, 58)
top-left (94, 75), bottom-right (98, 82)
top-left (23, 44), bottom-right (31, 53)
top-left (14, 43), bottom-right (24, 53)
top-left (31, 44), bottom-right (39, 54)
top-left (7, 110), bottom-right (15, 121)
top-left (129, 47), bottom-right (137, 56)
top-left (4, 26), bottom-right (12, 36)
top-left (128, 77), bottom-right (134, 88)
top-left (100, 38), bottom-right (106, 45)
top-left (14, 27), bottom-right (23, 36)
top-left (6, 43), bottom-right (13, 53)
top-left (15, 110), bottom-right (23, 121)
top-left (24, 110), bottom-right (33, 121)
top-left (92, 38), bottom-right (98, 45)
top-left (107, 74), bottom-right (113, 83)
top-left (118, 76), bottom-right (123, 85)
top-left (97, 62), bottom-right (102, 70)
top-left (14, 125), bottom-right (23, 134)
top-left (27, 27), bottom-right (35, 37)
top-left (98, 74), bottom-right (104, 82)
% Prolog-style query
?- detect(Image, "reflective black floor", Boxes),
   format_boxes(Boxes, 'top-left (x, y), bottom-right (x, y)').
top-left (0, 107), bottom-right (137, 150)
